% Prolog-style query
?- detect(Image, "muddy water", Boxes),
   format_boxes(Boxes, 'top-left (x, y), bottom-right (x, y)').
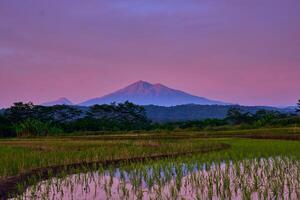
top-left (15, 157), bottom-right (300, 200)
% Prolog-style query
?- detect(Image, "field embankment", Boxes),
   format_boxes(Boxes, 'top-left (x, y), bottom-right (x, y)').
top-left (1, 128), bottom-right (300, 198)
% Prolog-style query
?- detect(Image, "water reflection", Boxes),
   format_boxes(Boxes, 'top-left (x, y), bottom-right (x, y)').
top-left (16, 157), bottom-right (300, 200)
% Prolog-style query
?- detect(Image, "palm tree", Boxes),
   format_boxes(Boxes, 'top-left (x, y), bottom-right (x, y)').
top-left (297, 99), bottom-right (300, 112)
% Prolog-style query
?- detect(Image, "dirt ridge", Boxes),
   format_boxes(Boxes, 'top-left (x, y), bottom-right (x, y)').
top-left (0, 144), bottom-right (230, 199)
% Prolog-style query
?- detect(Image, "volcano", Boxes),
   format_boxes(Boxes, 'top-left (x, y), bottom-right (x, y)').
top-left (79, 81), bottom-right (227, 106)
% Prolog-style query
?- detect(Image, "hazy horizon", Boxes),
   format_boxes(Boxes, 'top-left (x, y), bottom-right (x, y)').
top-left (1, 0), bottom-right (300, 107)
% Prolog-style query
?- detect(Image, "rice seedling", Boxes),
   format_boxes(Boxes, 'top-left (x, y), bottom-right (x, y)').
top-left (14, 157), bottom-right (300, 200)
top-left (2, 131), bottom-right (300, 199)
top-left (0, 137), bottom-right (224, 177)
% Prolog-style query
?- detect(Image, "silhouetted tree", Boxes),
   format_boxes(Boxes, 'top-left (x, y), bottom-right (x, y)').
top-left (254, 110), bottom-right (280, 120)
top-left (0, 114), bottom-right (14, 137)
top-left (4, 102), bottom-right (35, 123)
top-left (116, 101), bottom-right (148, 122)
top-left (85, 101), bottom-right (149, 131)
top-left (5, 102), bottom-right (82, 124)
top-left (88, 104), bottom-right (115, 119)
top-left (226, 107), bottom-right (253, 124)
top-left (43, 105), bottom-right (82, 123)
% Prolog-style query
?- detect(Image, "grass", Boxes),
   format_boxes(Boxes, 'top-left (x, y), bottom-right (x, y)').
top-left (22, 157), bottom-right (300, 199)
top-left (118, 137), bottom-right (300, 173)
top-left (0, 137), bottom-right (224, 178)
top-left (1, 127), bottom-right (300, 198)
top-left (15, 139), bottom-right (300, 199)
top-left (1, 127), bottom-right (300, 178)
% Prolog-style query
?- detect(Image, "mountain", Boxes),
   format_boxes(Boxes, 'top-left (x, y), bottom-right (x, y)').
top-left (33, 104), bottom-right (297, 122)
top-left (42, 97), bottom-right (73, 106)
top-left (144, 104), bottom-right (296, 122)
top-left (79, 81), bottom-right (227, 106)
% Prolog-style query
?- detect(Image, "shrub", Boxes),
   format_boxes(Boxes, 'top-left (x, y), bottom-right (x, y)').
top-left (14, 118), bottom-right (63, 137)
top-left (0, 115), bottom-right (15, 137)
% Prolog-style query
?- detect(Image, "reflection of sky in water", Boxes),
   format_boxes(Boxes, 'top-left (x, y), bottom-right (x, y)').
top-left (17, 157), bottom-right (300, 200)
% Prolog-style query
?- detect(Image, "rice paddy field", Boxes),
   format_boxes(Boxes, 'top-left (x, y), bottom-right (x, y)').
top-left (1, 127), bottom-right (300, 199)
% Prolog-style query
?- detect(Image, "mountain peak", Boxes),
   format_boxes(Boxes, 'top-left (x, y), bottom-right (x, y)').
top-left (135, 80), bottom-right (151, 85)
top-left (129, 80), bottom-right (153, 87)
top-left (42, 97), bottom-right (73, 106)
top-left (80, 80), bottom-right (228, 106)
top-left (125, 80), bottom-right (169, 90)
top-left (121, 80), bottom-right (154, 93)
top-left (57, 97), bottom-right (70, 101)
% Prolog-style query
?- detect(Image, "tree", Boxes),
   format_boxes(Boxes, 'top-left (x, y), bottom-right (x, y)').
top-left (0, 114), bottom-right (14, 137)
top-left (14, 118), bottom-right (62, 137)
top-left (5, 102), bottom-right (82, 124)
top-left (254, 110), bottom-right (280, 120)
top-left (41, 105), bottom-right (82, 123)
top-left (252, 109), bottom-right (281, 127)
top-left (296, 99), bottom-right (300, 112)
top-left (4, 102), bottom-right (35, 123)
top-left (86, 101), bottom-right (150, 131)
top-left (88, 104), bottom-right (115, 119)
top-left (226, 107), bottom-right (253, 125)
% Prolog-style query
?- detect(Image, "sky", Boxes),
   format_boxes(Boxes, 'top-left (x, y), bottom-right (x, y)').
top-left (0, 0), bottom-right (300, 108)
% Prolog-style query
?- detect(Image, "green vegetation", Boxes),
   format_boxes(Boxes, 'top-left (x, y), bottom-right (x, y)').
top-left (14, 118), bottom-right (63, 137)
top-left (0, 102), bottom-right (150, 137)
top-left (1, 102), bottom-right (300, 138)
top-left (0, 136), bottom-right (224, 178)
top-left (20, 157), bottom-right (300, 199)
top-left (159, 107), bottom-right (300, 131)
top-left (1, 129), bottom-right (300, 198)
top-left (1, 101), bottom-right (300, 198)
top-left (1, 136), bottom-right (299, 199)
top-left (0, 129), bottom-right (300, 179)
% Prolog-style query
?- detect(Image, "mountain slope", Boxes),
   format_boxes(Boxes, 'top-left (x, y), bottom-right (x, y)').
top-left (79, 80), bottom-right (227, 106)
top-left (42, 97), bottom-right (73, 106)
top-left (144, 104), bottom-right (295, 122)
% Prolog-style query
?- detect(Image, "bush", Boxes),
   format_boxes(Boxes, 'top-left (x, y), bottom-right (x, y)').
top-left (14, 118), bottom-right (63, 137)
top-left (0, 115), bottom-right (15, 137)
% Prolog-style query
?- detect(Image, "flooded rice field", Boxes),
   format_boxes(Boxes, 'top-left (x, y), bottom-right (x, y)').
top-left (16, 157), bottom-right (300, 200)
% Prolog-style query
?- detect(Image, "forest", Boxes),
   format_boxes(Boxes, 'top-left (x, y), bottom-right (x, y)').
top-left (0, 101), bottom-right (299, 137)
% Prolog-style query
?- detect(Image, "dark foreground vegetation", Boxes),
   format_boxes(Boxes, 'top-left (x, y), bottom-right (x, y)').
top-left (0, 101), bottom-right (149, 137)
top-left (0, 101), bottom-right (299, 137)
top-left (144, 103), bottom-right (296, 122)
top-left (1, 132), bottom-right (300, 199)
top-left (0, 100), bottom-right (299, 198)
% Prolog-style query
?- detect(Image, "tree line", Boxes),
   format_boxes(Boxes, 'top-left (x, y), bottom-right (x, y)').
top-left (0, 101), bottom-right (149, 137)
top-left (0, 100), bottom-right (299, 137)
top-left (158, 107), bottom-right (300, 131)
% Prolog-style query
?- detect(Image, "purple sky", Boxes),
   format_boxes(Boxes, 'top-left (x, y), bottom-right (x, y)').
top-left (1, 0), bottom-right (300, 108)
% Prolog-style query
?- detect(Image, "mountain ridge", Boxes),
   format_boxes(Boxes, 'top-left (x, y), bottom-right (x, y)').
top-left (79, 80), bottom-right (227, 106)
top-left (42, 97), bottom-right (73, 106)
top-left (144, 104), bottom-right (296, 122)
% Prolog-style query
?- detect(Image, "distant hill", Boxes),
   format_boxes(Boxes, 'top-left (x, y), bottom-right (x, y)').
top-left (79, 80), bottom-right (227, 106)
top-left (42, 97), bottom-right (73, 106)
top-left (144, 104), bottom-right (296, 122)
top-left (52, 104), bottom-right (296, 122)
top-left (1, 102), bottom-right (296, 122)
